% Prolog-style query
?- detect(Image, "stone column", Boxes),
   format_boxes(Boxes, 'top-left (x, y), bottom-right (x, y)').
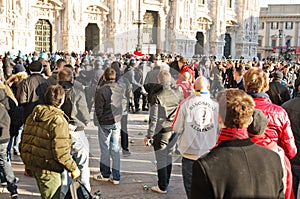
top-left (208, 0), bottom-right (219, 57)
top-left (62, 0), bottom-right (71, 51)
top-left (295, 21), bottom-right (299, 46)
top-left (168, 0), bottom-right (176, 54)
top-left (158, 10), bottom-right (166, 54)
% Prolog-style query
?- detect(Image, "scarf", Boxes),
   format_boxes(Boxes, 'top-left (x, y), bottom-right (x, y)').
top-left (246, 92), bottom-right (269, 99)
top-left (216, 127), bottom-right (249, 145)
top-left (249, 134), bottom-right (273, 148)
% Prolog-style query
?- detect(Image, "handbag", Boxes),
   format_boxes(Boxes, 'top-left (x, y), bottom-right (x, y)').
top-left (64, 179), bottom-right (93, 199)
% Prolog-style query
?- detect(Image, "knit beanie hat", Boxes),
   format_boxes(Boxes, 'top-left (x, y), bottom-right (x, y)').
top-left (248, 109), bottom-right (268, 135)
top-left (29, 61), bottom-right (43, 73)
top-left (13, 64), bottom-right (26, 74)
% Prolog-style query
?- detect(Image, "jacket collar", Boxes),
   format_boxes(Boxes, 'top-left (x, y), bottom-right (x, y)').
top-left (247, 92), bottom-right (269, 99)
top-left (59, 81), bottom-right (73, 89)
top-left (253, 97), bottom-right (272, 104)
top-left (217, 139), bottom-right (254, 148)
top-left (103, 80), bottom-right (116, 85)
top-left (153, 65), bottom-right (161, 70)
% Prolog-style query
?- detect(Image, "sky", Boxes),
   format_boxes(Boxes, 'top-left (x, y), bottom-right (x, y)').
top-left (260, 0), bottom-right (300, 7)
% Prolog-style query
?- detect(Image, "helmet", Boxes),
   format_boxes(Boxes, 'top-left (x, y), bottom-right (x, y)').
top-left (124, 58), bottom-right (130, 66)
top-left (52, 54), bottom-right (61, 63)
top-left (40, 52), bottom-right (48, 60)
top-left (104, 59), bottom-right (112, 67)
top-left (129, 59), bottom-right (137, 67)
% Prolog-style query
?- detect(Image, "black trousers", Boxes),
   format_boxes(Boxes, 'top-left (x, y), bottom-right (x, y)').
top-left (120, 114), bottom-right (129, 151)
top-left (152, 131), bottom-right (178, 191)
top-left (133, 88), bottom-right (147, 110)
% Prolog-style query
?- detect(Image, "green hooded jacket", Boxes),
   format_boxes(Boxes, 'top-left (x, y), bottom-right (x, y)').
top-left (20, 105), bottom-right (77, 173)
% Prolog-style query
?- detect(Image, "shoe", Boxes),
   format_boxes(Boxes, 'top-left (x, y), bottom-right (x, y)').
top-left (60, 193), bottom-right (66, 199)
top-left (93, 173), bottom-right (110, 182)
top-left (151, 185), bottom-right (167, 194)
top-left (174, 149), bottom-right (181, 155)
top-left (14, 177), bottom-right (19, 184)
top-left (142, 107), bottom-right (149, 111)
top-left (122, 150), bottom-right (131, 157)
top-left (13, 151), bottom-right (20, 156)
top-left (1, 181), bottom-right (7, 186)
top-left (135, 108), bottom-right (140, 113)
top-left (86, 194), bottom-right (100, 199)
top-left (109, 178), bottom-right (120, 185)
top-left (11, 193), bottom-right (18, 199)
top-left (24, 168), bottom-right (33, 177)
top-left (2, 177), bottom-right (20, 186)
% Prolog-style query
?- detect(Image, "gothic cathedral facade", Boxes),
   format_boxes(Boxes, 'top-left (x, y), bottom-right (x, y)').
top-left (0, 0), bottom-right (259, 59)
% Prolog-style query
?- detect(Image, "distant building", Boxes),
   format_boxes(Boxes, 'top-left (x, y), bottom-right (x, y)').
top-left (258, 4), bottom-right (300, 60)
top-left (0, 0), bottom-right (259, 59)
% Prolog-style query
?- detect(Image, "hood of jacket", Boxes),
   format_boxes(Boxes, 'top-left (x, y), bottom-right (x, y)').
top-left (31, 105), bottom-right (65, 122)
top-left (5, 72), bottom-right (28, 87)
top-left (0, 87), bottom-right (6, 102)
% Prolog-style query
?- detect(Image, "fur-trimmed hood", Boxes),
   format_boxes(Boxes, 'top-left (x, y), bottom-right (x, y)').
top-left (0, 82), bottom-right (18, 106)
top-left (5, 72), bottom-right (28, 87)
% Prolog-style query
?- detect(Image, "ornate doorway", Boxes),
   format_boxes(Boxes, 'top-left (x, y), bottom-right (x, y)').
top-left (143, 11), bottom-right (158, 45)
top-left (223, 33), bottom-right (231, 58)
top-left (35, 19), bottom-right (52, 52)
top-left (195, 32), bottom-right (204, 55)
top-left (85, 23), bottom-right (100, 52)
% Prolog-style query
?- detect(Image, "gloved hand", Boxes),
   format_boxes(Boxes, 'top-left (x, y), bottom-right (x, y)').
top-left (71, 167), bottom-right (80, 179)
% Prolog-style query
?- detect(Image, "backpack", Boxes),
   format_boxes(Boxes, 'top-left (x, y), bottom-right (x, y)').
top-left (64, 179), bottom-right (93, 199)
top-left (0, 101), bottom-right (10, 139)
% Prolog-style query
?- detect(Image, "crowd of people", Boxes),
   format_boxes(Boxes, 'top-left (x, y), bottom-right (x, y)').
top-left (0, 49), bottom-right (300, 199)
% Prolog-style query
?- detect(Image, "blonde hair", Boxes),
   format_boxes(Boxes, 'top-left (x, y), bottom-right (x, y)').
top-left (158, 70), bottom-right (171, 83)
top-left (244, 67), bottom-right (269, 93)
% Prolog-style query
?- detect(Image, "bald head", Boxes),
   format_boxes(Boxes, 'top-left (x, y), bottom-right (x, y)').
top-left (194, 77), bottom-right (210, 91)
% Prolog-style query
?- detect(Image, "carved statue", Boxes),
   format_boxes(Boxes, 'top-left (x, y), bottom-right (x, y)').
top-left (119, 10), bottom-right (122, 25)
top-left (180, 17), bottom-right (182, 29)
top-left (73, 2), bottom-right (77, 21)
top-left (169, 15), bottom-right (174, 29)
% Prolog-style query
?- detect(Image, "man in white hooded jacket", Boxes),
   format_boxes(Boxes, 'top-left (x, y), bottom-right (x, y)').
top-left (172, 76), bottom-right (219, 199)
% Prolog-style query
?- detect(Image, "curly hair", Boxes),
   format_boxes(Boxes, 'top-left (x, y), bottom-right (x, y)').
top-left (244, 67), bottom-right (269, 93)
top-left (217, 89), bottom-right (255, 128)
top-left (44, 85), bottom-right (65, 108)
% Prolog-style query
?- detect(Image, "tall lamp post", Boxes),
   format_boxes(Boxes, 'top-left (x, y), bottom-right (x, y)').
top-left (278, 29), bottom-right (283, 47)
top-left (133, 0), bottom-right (145, 50)
top-left (278, 29), bottom-right (283, 57)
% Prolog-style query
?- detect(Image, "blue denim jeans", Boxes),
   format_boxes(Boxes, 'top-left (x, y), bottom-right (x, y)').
top-left (7, 124), bottom-right (23, 160)
top-left (182, 157), bottom-right (195, 199)
top-left (98, 122), bottom-right (121, 181)
top-left (0, 142), bottom-right (17, 195)
top-left (292, 164), bottom-right (300, 198)
top-left (152, 131), bottom-right (178, 191)
top-left (61, 130), bottom-right (90, 196)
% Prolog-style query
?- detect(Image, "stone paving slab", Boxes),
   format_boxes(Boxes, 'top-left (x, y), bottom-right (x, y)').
top-left (1, 111), bottom-right (186, 199)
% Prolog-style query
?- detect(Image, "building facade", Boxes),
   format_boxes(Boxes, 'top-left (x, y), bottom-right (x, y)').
top-left (258, 4), bottom-right (300, 60)
top-left (0, 0), bottom-right (259, 59)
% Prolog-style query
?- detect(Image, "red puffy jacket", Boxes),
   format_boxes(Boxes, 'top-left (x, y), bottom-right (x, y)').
top-left (251, 135), bottom-right (294, 199)
top-left (254, 97), bottom-right (297, 159)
